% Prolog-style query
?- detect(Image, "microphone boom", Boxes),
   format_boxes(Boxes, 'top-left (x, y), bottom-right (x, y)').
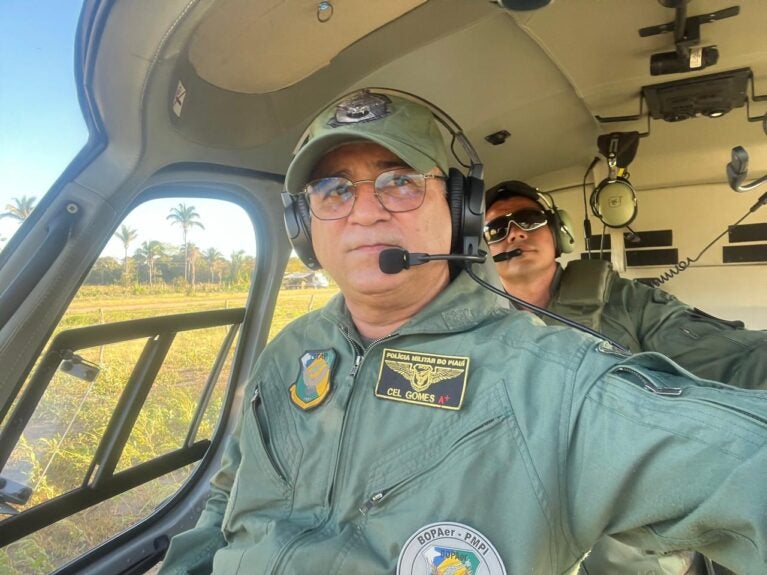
top-left (379, 248), bottom-right (486, 274)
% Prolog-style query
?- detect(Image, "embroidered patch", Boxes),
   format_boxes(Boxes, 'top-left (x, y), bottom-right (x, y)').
top-left (327, 91), bottom-right (391, 127)
top-left (289, 349), bottom-right (336, 410)
top-left (375, 348), bottom-right (469, 410)
top-left (397, 522), bottom-right (507, 575)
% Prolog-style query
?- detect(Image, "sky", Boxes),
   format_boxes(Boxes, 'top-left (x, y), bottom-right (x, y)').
top-left (0, 1), bottom-right (256, 260)
top-left (0, 0), bottom-right (88, 244)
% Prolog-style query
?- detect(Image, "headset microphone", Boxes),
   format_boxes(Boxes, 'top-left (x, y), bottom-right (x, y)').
top-left (379, 248), bottom-right (486, 275)
top-left (379, 249), bottom-right (627, 351)
top-left (492, 249), bottom-right (524, 262)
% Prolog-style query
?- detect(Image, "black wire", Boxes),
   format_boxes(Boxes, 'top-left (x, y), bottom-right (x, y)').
top-left (583, 157), bottom-right (599, 259)
top-left (464, 262), bottom-right (628, 352)
top-left (599, 223), bottom-right (606, 259)
top-left (650, 207), bottom-right (756, 287)
top-left (691, 210), bottom-right (752, 263)
top-left (450, 135), bottom-right (471, 169)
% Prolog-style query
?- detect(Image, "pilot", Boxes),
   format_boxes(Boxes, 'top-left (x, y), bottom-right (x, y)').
top-left (158, 90), bottom-right (767, 575)
top-left (484, 179), bottom-right (767, 389)
top-left (484, 179), bottom-right (767, 574)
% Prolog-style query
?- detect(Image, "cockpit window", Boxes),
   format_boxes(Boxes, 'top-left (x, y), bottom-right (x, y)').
top-left (0, 0), bottom-right (88, 251)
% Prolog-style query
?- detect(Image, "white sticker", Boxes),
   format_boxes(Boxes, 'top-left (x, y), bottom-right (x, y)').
top-left (397, 522), bottom-right (507, 575)
top-left (689, 46), bottom-right (703, 69)
top-left (172, 81), bottom-right (187, 117)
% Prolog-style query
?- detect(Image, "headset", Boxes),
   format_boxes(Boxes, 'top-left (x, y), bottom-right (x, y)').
top-left (485, 180), bottom-right (575, 256)
top-left (590, 132), bottom-right (639, 228)
top-left (282, 88), bottom-right (485, 270)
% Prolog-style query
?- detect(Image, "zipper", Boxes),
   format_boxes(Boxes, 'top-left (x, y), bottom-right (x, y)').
top-left (331, 327), bottom-right (397, 506)
top-left (358, 416), bottom-right (504, 518)
top-left (250, 387), bottom-right (289, 484)
top-left (359, 490), bottom-right (387, 515)
top-left (613, 366), bottom-right (682, 396)
top-left (349, 355), bottom-right (363, 377)
top-left (615, 366), bottom-right (767, 426)
top-left (271, 327), bottom-right (395, 574)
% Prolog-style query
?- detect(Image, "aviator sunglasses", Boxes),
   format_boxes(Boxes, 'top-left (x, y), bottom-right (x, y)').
top-left (483, 209), bottom-right (549, 244)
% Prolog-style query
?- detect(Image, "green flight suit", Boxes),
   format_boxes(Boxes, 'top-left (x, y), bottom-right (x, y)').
top-left (544, 259), bottom-right (767, 574)
top-left (160, 268), bottom-right (767, 575)
top-left (548, 259), bottom-right (766, 390)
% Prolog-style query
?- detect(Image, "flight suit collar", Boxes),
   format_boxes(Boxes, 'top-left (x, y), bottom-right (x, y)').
top-left (320, 264), bottom-right (507, 337)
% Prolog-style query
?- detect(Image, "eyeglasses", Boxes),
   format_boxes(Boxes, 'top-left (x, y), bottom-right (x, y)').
top-left (302, 168), bottom-right (446, 220)
top-left (483, 209), bottom-right (549, 244)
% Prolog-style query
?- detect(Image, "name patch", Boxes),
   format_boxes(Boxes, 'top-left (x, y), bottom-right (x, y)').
top-left (397, 521), bottom-right (507, 575)
top-left (375, 348), bottom-right (469, 410)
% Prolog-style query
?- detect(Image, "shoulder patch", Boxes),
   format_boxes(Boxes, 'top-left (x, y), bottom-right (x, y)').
top-left (289, 349), bottom-right (336, 410)
top-left (397, 522), bottom-right (507, 575)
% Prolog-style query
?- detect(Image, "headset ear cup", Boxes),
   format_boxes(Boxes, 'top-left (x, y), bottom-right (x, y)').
top-left (590, 178), bottom-right (637, 228)
top-left (447, 168), bottom-right (465, 253)
top-left (590, 181), bottom-right (604, 220)
top-left (296, 194), bottom-right (312, 237)
top-left (556, 208), bottom-right (576, 254)
top-left (282, 192), bottom-right (321, 270)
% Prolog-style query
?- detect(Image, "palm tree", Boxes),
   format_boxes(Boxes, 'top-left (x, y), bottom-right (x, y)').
top-left (114, 224), bottom-right (138, 284)
top-left (203, 247), bottom-right (223, 283)
top-left (0, 196), bottom-right (37, 221)
top-left (135, 240), bottom-right (164, 285)
top-left (166, 203), bottom-right (204, 283)
top-left (188, 243), bottom-right (201, 289)
top-left (229, 250), bottom-right (245, 285)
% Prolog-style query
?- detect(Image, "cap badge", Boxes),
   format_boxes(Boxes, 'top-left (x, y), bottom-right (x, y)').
top-left (328, 92), bottom-right (391, 127)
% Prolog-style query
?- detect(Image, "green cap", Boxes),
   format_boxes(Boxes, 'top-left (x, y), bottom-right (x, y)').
top-left (285, 90), bottom-right (449, 195)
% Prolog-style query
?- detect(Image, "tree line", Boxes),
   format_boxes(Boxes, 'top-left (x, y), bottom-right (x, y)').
top-left (1, 198), bottom-right (256, 288)
top-left (93, 203), bottom-right (255, 288)
top-left (2, 197), bottom-right (318, 289)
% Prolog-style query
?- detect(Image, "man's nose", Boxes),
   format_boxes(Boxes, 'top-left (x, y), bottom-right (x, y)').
top-left (347, 182), bottom-right (389, 224)
top-left (506, 222), bottom-right (527, 242)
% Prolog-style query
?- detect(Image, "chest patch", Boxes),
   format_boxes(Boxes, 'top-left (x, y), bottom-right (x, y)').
top-left (289, 349), bottom-right (336, 410)
top-left (397, 521), bottom-right (507, 575)
top-left (375, 348), bottom-right (469, 410)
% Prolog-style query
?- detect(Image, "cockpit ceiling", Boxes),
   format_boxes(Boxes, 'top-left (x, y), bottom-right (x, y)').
top-left (188, 0), bottom-right (427, 94)
top-left (90, 0), bottom-right (767, 188)
top-left (509, 0), bottom-right (767, 119)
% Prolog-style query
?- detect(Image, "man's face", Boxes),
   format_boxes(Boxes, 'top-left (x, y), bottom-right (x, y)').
top-left (309, 142), bottom-right (452, 299)
top-left (485, 196), bottom-right (557, 283)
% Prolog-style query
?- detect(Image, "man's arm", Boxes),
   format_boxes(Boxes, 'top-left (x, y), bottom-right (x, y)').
top-left (563, 349), bottom-right (767, 573)
top-left (605, 277), bottom-right (767, 389)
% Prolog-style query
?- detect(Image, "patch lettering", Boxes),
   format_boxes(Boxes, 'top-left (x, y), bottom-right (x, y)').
top-left (397, 522), bottom-right (507, 575)
top-left (375, 348), bottom-right (469, 410)
top-left (289, 349), bottom-right (336, 410)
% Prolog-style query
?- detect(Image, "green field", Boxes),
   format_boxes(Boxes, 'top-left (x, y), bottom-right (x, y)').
top-left (0, 285), bottom-right (339, 575)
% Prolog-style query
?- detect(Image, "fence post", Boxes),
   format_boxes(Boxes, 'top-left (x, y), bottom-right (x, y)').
top-left (99, 308), bottom-right (105, 364)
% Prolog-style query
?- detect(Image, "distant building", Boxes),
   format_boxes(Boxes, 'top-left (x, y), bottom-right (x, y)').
top-left (282, 271), bottom-right (329, 289)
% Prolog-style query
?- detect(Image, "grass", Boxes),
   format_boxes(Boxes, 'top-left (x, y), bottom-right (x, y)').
top-left (0, 283), bottom-right (339, 574)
